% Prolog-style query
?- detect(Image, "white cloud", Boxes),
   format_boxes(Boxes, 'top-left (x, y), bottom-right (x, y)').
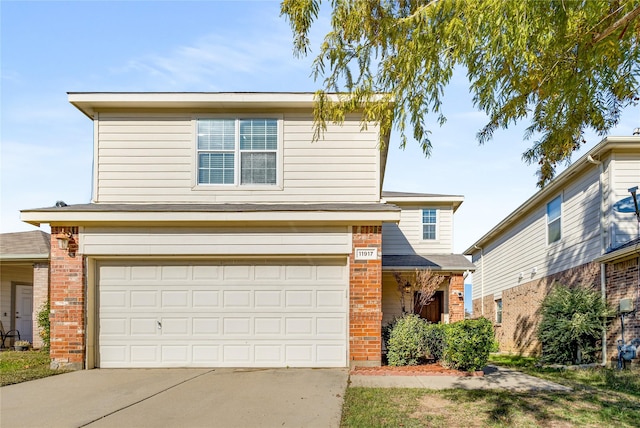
top-left (112, 29), bottom-right (312, 91)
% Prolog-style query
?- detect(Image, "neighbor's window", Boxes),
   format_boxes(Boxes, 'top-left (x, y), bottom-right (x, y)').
top-left (547, 195), bottom-right (562, 244)
top-left (197, 118), bottom-right (278, 185)
top-left (422, 209), bottom-right (437, 240)
top-left (496, 299), bottom-right (503, 324)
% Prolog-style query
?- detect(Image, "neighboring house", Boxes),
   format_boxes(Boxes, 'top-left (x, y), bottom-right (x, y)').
top-left (464, 135), bottom-right (640, 363)
top-left (0, 231), bottom-right (50, 348)
top-left (21, 92), bottom-right (471, 370)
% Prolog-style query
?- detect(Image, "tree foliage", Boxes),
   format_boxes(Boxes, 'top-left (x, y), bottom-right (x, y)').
top-left (537, 283), bottom-right (613, 365)
top-left (281, 0), bottom-right (640, 186)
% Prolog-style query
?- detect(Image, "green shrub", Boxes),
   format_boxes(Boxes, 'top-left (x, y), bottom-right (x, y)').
top-left (424, 322), bottom-right (447, 361)
top-left (382, 317), bottom-right (400, 349)
top-left (537, 284), bottom-right (612, 365)
top-left (442, 317), bottom-right (495, 372)
top-left (386, 314), bottom-right (428, 366)
top-left (37, 301), bottom-right (50, 350)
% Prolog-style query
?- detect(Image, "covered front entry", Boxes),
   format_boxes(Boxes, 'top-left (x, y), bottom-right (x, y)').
top-left (97, 259), bottom-right (348, 368)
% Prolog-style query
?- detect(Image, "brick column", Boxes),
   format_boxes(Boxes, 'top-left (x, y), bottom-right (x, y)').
top-left (349, 225), bottom-right (382, 367)
top-left (49, 226), bottom-right (84, 370)
top-left (32, 262), bottom-right (49, 349)
top-left (448, 274), bottom-right (465, 322)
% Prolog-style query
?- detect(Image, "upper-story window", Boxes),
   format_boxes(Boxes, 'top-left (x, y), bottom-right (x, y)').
top-left (197, 118), bottom-right (278, 185)
top-left (422, 209), bottom-right (437, 240)
top-left (547, 195), bottom-right (562, 244)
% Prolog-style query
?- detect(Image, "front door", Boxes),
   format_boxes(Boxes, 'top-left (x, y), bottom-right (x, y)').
top-left (15, 285), bottom-right (33, 343)
top-left (415, 290), bottom-right (443, 323)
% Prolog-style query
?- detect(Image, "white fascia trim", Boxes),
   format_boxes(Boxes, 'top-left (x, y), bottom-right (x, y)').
top-left (594, 244), bottom-right (640, 263)
top-left (0, 254), bottom-right (49, 261)
top-left (21, 210), bottom-right (401, 226)
top-left (68, 92), bottom-right (390, 119)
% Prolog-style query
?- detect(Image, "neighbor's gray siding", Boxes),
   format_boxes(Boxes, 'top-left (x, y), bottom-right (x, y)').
top-left (472, 166), bottom-right (602, 301)
top-left (609, 153), bottom-right (640, 248)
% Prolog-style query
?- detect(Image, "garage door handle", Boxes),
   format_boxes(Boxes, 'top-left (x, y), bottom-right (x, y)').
top-left (157, 321), bottom-right (162, 329)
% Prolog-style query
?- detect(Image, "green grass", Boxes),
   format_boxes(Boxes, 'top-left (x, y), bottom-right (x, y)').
top-left (488, 353), bottom-right (640, 396)
top-left (0, 350), bottom-right (66, 386)
top-left (341, 354), bottom-right (640, 427)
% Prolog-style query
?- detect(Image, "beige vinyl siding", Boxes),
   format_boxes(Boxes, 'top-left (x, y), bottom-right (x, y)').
top-left (80, 226), bottom-right (351, 256)
top-left (94, 112), bottom-right (380, 204)
top-left (472, 166), bottom-right (602, 300)
top-left (382, 205), bottom-right (454, 255)
top-left (609, 153), bottom-right (640, 247)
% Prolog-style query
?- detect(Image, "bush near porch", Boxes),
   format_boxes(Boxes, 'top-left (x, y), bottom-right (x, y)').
top-left (384, 315), bottom-right (496, 372)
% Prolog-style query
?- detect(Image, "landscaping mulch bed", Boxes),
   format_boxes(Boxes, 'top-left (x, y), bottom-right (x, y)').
top-left (350, 362), bottom-right (484, 377)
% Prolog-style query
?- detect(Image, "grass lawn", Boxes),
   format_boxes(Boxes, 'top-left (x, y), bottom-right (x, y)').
top-left (341, 355), bottom-right (640, 427)
top-left (0, 350), bottom-right (67, 386)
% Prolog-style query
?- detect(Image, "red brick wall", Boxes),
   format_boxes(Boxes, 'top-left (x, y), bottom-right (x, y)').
top-left (49, 226), bottom-right (85, 370)
top-left (605, 256), bottom-right (640, 366)
top-left (475, 261), bottom-right (601, 355)
top-left (349, 225), bottom-right (382, 366)
top-left (448, 274), bottom-right (465, 322)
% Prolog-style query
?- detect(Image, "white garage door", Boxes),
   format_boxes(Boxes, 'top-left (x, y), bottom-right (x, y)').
top-left (98, 259), bottom-right (348, 368)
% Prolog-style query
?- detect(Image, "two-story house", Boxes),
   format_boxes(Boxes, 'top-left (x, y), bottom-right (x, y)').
top-left (21, 92), bottom-right (472, 370)
top-left (464, 135), bottom-right (640, 363)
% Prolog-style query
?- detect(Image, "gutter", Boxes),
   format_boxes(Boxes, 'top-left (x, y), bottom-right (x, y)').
top-left (587, 154), bottom-right (608, 366)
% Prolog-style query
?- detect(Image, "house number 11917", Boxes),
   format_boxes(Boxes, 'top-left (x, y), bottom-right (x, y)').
top-left (355, 248), bottom-right (378, 260)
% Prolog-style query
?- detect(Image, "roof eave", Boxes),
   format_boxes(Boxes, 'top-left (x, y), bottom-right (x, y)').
top-left (21, 209), bottom-right (402, 227)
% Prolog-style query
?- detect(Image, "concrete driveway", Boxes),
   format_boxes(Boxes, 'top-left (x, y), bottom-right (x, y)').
top-left (1, 368), bottom-right (348, 428)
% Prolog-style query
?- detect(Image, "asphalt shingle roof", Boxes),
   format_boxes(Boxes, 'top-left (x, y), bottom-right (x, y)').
top-left (0, 230), bottom-right (50, 257)
top-left (383, 254), bottom-right (475, 271)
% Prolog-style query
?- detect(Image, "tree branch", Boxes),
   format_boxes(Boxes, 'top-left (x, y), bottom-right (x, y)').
top-left (592, 5), bottom-right (640, 44)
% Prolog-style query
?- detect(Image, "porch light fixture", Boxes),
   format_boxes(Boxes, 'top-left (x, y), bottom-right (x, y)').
top-left (56, 231), bottom-right (72, 250)
top-left (403, 281), bottom-right (412, 293)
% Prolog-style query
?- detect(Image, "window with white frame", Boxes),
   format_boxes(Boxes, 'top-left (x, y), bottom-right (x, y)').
top-left (422, 209), bottom-right (437, 240)
top-left (547, 195), bottom-right (562, 244)
top-left (197, 118), bottom-right (278, 185)
top-left (495, 299), bottom-right (503, 324)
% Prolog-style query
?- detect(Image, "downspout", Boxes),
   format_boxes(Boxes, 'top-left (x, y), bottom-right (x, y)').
top-left (474, 245), bottom-right (484, 316)
top-left (588, 154), bottom-right (607, 366)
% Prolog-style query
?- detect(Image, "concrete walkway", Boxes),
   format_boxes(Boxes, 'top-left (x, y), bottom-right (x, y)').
top-left (349, 365), bottom-right (572, 392)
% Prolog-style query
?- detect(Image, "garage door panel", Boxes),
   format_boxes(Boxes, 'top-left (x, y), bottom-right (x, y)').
top-left (130, 318), bottom-right (158, 335)
top-left (193, 318), bottom-right (220, 335)
top-left (254, 318), bottom-right (282, 335)
top-left (131, 290), bottom-right (158, 308)
top-left (223, 290), bottom-right (251, 307)
top-left (192, 290), bottom-right (219, 307)
top-left (285, 290), bottom-right (313, 307)
top-left (98, 259), bottom-right (347, 368)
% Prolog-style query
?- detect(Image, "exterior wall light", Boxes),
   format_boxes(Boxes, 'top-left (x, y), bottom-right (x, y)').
top-left (56, 231), bottom-right (72, 250)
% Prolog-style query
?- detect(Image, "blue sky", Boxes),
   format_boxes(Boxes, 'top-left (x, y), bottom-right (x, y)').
top-left (2, 0), bottom-right (638, 262)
